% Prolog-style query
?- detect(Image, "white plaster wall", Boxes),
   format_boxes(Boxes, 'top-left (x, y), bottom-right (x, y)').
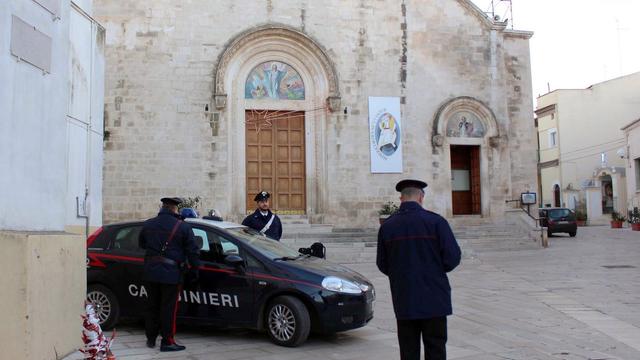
top-left (0, 0), bottom-right (71, 231)
top-left (625, 123), bottom-right (640, 209)
top-left (554, 73), bottom-right (640, 190)
top-left (0, 0), bottom-right (103, 232)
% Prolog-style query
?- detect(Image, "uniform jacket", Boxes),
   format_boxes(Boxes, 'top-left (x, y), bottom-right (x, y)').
top-left (139, 208), bottom-right (201, 284)
top-left (376, 201), bottom-right (461, 320)
top-left (242, 209), bottom-right (283, 240)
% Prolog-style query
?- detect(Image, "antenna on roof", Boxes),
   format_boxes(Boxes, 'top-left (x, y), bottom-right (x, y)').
top-left (488, 0), bottom-right (514, 29)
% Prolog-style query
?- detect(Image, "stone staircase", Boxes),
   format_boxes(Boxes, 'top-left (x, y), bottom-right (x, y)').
top-left (278, 215), bottom-right (541, 264)
top-left (280, 216), bottom-right (378, 264)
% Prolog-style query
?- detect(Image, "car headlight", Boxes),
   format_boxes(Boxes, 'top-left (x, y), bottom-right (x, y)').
top-left (321, 276), bottom-right (363, 294)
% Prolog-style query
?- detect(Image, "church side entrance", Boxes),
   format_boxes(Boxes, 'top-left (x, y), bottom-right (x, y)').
top-left (451, 145), bottom-right (481, 215)
top-left (245, 110), bottom-right (306, 214)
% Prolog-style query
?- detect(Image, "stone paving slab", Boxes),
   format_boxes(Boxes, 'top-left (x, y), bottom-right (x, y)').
top-left (64, 226), bottom-right (640, 359)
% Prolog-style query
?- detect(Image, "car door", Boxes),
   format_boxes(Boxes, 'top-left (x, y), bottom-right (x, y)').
top-left (183, 226), bottom-right (255, 326)
top-left (106, 224), bottom-right (146, 316)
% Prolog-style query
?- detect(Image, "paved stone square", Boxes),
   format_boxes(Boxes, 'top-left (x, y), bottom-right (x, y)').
top-left (65, 226), bottom-right (640, 359)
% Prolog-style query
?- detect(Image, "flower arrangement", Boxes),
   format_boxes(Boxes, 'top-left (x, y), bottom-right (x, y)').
top-left (628, 207), bottom-right (640, 231)
top-left (378, 201), bottom-right (399, 216)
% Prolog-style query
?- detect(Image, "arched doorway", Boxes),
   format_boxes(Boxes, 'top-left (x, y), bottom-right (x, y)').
top-left (600, 175), bottom-right (613, 214)
top-left (212, 25), bottom-right (340, 218)
top-left (553, 184), bottom-right (561, 207)
top-left (432, 97), bottom-right (502, 216)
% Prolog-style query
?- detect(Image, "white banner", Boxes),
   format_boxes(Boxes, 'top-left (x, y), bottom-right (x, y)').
top-left (369, 97), bottom-right (403, 173)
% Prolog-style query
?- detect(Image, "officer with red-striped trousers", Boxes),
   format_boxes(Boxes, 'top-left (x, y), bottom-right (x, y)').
top-left (139, 197), bottom-right (201, 352)
top-left (377, 180), bottom-right (461, 360)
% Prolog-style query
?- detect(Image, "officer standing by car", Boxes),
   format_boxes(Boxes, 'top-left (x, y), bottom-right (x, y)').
top-left (138, 197), bottom-right (201, 352)
top-left (242, 191), bottom-right (283, 240)
top-left (376, 180), bottom-right (461, 360)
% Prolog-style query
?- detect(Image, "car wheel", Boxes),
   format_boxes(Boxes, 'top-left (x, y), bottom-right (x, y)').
top-left (569, 231), bottom-right (576, 237)
top-left (266, 295), bottom-right (310, 347)
top-left (87, 284), bottom-right (120, 330)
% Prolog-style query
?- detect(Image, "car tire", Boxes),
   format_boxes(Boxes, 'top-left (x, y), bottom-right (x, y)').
top-left (86, 284), bottom-right (120, 330)
top-left (569, 231), bottom-right (576, 237)
top-left (547, 229), bottom-right (553, 237)
top-left (265, 295), bottom-right (310, 347)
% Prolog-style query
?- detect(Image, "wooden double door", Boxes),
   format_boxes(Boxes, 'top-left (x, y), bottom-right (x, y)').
top-left (245, 110), bottom-right (306, 214)
top-left (451, 145), bottom-right (481, 215)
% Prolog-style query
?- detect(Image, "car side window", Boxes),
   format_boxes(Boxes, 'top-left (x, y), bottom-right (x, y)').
top-left (112, 225), bottom-right (143, 252)
top-left (192, 228), bottom-right (211, 252)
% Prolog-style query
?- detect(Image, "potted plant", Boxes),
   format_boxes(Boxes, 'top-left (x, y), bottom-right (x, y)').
top-left (610, 211), bottom-right (626, 229)
top-left (628, 207), bottom-right (640, 231)
top-left (575, 210), bottom-right (587, 227)
top-left (378, 201), bottom-right (399, 225)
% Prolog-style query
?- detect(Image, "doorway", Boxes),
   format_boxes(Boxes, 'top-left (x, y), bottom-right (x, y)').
top-left (450, 145), bottom-right (481, 215)
top-left (245, 110), bottom-right (306, 214)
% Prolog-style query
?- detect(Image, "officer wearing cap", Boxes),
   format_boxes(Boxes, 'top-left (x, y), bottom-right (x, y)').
top-left (376, 180), bottom-right (461, 360)
top-left (242, 191), bottom-right (283, 240)
top-left (138, 197), bottom-right (201, 352)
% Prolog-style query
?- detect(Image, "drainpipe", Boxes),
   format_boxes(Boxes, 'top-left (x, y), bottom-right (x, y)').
top-left (76, 187), bottom-right (89, 239)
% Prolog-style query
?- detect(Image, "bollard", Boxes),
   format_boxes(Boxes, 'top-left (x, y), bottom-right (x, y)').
top-left (541, 228), bottom-right (549, 248)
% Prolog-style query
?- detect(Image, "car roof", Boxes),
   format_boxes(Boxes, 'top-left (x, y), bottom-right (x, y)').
top-left (186, 218), bottom-right (245, 230)
top-left (103, 218), bottom-right (246, 230)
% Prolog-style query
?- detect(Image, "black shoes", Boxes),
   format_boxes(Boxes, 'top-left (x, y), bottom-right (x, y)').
top-left (160, 342), bottom-right (186, 352)
top-left (146, 338), bottom-right (155, 348)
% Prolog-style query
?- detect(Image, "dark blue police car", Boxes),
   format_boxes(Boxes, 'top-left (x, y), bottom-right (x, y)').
top-left (86, 218), bottom-right (375, 347)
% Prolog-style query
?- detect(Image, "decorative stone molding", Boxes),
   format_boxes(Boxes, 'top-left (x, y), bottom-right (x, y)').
top-left (327, 96), bottom-right (341, 113)
top-left (432, 96), bottom-right (500, 141)
top-left (213, 24), bottom-right (340, 110)
top-left (214, 94), bottom-right (227, 110)
top-left (432, 134), bottom-right (445, 148)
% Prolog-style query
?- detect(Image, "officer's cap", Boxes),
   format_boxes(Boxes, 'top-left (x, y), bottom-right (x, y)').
top-left (395, 179), bottom-right (428, 192)
top-left (254, 191), bottom-right (270, 202)
top-left (161, 197), bottom-right (183, 206)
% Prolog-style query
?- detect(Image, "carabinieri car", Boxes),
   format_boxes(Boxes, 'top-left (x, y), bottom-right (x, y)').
top-left (86, 218), bottom-right (375, 347)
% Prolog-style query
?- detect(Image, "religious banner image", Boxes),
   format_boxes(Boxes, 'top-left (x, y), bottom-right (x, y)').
top-left (369, 97), bottom-right (403, 173)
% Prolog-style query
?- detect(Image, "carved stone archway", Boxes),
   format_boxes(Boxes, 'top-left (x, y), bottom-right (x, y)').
top-left (213, 24), bottom-right (341, 111)
top-left (431, 96), bottom-right (504, 217)
top-left (212, 24), bottom-right (341, 220)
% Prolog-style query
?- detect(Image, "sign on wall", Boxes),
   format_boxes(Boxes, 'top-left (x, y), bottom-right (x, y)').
top-left (369, 97), bottom-right (403, 173)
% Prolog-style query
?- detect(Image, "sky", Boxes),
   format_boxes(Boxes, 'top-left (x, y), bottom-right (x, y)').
top-left (470, 0), bottom-right (640, 98)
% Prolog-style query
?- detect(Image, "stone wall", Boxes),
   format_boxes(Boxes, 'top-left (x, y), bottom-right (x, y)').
top-left (96, 0), bottom-right (536, 227)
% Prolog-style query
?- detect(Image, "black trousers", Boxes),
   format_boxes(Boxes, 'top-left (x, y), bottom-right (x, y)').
top-left (397, 317), bottom-right (447, 360)
top-left (144, 281), bottom-right (181, 344)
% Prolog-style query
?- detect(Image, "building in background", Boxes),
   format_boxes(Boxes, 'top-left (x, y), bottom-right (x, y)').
top-left (95, 0), bottom-right (538, 227)
top-left (622, 118), bottom-right (640, 213)
top-left (0, 0), bottom-right (104, 358)
top-left (535, 72), bottom-right (640, 224)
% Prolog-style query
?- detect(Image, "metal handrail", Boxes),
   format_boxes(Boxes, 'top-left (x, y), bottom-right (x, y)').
top-left (506, 199), bottom-right (548, 247)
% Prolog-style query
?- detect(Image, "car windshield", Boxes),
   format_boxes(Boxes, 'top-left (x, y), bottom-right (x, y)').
top-left (548, 209), bottom-right (571, 219)
top-left (227, 227), bottom-right (301, 260)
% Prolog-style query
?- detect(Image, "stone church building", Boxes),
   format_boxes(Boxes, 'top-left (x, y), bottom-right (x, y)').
top-left (95, 0), bottom-right (537, 227)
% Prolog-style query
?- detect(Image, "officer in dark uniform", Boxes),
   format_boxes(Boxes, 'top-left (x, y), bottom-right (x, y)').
top-left (376, 180), bottom-right (461, 360)
top-left (242, 191), bottom-right (283, 240)
top-left (138, 197), bottom-right (201, 352)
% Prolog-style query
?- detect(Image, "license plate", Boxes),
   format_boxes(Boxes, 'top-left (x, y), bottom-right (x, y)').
top-left (557, 221), bottom-right (568, 224)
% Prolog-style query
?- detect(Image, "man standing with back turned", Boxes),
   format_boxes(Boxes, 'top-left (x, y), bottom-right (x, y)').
top-left (139, 197), bottom-right (201, 352)
top-left (377, 179), bottom-right (461, 360)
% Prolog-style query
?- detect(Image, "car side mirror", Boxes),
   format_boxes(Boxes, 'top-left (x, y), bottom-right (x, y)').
top-left (224, 255), bottom-right (245, 271)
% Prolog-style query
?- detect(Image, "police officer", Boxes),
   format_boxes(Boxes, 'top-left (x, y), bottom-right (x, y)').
top-left (376, 180), bottom-right (461, 360)
top-left (242, 191), bottom-right (283, 240)
top-left (138, 197), bottom-right (201, 352)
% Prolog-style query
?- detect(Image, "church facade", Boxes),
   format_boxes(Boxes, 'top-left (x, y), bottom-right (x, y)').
top-left (95, 0), bottom-right (537, 227)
